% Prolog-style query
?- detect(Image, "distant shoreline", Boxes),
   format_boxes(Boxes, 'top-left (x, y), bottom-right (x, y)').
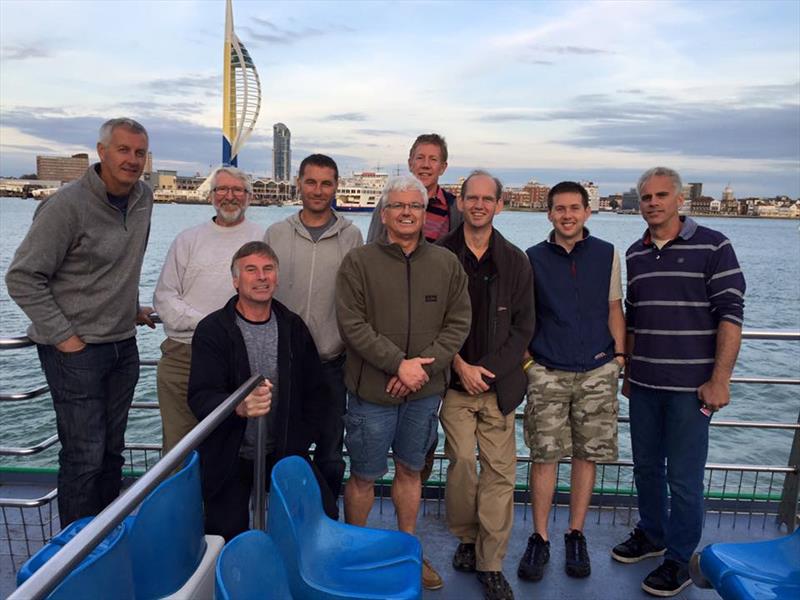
top-left (1, 196), bottom-right (798, 220)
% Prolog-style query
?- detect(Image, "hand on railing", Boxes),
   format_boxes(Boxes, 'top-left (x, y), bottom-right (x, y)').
top-left (235, 380), bottom-right (272, 418)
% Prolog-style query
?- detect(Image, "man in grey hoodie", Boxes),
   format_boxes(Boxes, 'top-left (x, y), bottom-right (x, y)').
top-left (6, 117), bottom-right (155, 526)
top-left (264, 153), bottom-right (363, 509)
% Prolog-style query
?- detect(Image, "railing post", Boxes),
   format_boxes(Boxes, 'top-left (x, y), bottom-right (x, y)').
top-left (252, 410), bottom-right (268, 531)
top-left (777, 409), bottom-right (800, 532)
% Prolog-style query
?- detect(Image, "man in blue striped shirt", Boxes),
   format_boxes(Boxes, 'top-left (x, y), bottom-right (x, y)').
top-left (611, 167), bottom-right (745, 597)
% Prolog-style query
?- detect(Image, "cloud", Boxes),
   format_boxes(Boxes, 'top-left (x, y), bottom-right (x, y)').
top-left (322, 112), bottom-right (368, 122)
top-left (518, 58), bottom-right (554, 66)
top-left (143, 74), bottom-right (220, 97)
top-left (534, 45), bottom-right (613, 55)
top-left (242, 17), bottom-right (353, 45)
top-left (1, 43), bottom-right (51, 61)
top-left (355, 128), bottom-right (406, 137)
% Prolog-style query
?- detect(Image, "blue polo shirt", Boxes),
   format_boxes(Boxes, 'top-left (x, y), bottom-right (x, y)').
top-left (625, 217), bottom-right (746, 391)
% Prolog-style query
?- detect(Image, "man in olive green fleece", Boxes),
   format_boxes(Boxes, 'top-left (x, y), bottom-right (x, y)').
top-left (335, 174), bottom-right (471, 591)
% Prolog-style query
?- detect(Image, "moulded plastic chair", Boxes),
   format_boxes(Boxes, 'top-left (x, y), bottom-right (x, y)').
top-left (127, 450), bottom-right (219, 600)
top-left (215, 530), bottom-right (293, 600)
top-left (268, 455), bottom-right (422, 600)
top-left (691, 529), bottom-right (800, 600)
top-left (16, 518), bottom-right (135, 600)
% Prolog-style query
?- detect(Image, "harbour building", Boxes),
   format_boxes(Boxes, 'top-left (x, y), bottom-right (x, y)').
top-left (35, 153), bottom-right (89, 183)
top-left (273, 122), bottom-right (291, 182)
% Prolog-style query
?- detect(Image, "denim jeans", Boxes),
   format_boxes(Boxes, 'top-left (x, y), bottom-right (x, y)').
top-left (629, 383), bottom-right (710, 565)
top-left (37, 338), bottom-right (139, 526)
top-left (312, 354), bottom-right (347, 504)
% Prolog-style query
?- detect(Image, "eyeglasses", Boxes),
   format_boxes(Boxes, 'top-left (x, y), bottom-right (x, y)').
top-left (384, 202), bottom-right (426, 211)
top-left (213, 186), bottom-right (248, 198)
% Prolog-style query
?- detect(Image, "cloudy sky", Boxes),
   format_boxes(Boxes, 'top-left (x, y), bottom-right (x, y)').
top-left (1, 0), bottom-right (798, 197)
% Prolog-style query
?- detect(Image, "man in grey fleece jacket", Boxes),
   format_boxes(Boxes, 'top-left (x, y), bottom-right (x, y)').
top-left (264, 153), bottom-right (363, 509)
top-left (5, 118), bottom-right (155, 526)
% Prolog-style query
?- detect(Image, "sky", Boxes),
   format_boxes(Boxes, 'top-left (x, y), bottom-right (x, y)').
top-left (1, 0), bottom-right (799, 198)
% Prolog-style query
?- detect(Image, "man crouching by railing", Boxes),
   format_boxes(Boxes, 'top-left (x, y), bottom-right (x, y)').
top-left (187, 241), bottom-right (337, 541)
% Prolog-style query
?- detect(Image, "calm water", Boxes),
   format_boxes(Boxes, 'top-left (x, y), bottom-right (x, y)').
top-left (1, 198), bottom-right (798, 468)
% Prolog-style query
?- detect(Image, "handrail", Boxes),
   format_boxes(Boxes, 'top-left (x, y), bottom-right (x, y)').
top-left (8, 373), bottom-right (263, 600)
top-left (2, 328), bottom-right (797, 402)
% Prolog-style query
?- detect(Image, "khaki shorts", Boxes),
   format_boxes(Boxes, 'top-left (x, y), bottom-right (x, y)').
top-left (523, 360), bottom-right (620, 462)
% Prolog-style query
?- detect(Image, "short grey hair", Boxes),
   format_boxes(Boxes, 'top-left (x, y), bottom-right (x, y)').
top-left (379, 174), bottom-right (428, 209)
top-left (637, 167), bottom-right (682, 198)
top-left (208, 166), bottom-right (253, 201)
top-left (230, 241), bottom-right (279, 277)
top-left (98, 118), bottom-right (148, 145)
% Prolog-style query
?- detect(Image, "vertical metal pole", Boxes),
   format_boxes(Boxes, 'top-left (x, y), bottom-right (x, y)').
top-left (777, 409), bottom-right (800, 532)
top-left (252, 412), bottom-right (268, 531)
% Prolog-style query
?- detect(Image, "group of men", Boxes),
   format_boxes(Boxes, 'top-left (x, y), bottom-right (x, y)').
top-left (6, 118), bottom-right (745, 600)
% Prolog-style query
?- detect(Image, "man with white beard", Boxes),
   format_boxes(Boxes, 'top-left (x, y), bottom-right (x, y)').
top-left (154, 166), bottom-right (264, 454)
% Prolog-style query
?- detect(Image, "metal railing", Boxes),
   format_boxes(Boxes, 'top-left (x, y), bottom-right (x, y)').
top-left (1, 328), bottom-right (799, 594)
top-left (7, 374), bottom-right (263, 600)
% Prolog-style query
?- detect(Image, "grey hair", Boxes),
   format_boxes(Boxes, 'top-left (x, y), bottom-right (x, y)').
top-left (379, 174), bottom-right (428, 209)
top-left (461, 169), bottom-right (503, 201)
top-left (637, 167), bottom-right (682, 197)
top-left (208, 165), bottom-right (253, 200)
top-left (230, 241), bottom-right (279, 277)
top-left (98, 118), bottom-right (148, 145)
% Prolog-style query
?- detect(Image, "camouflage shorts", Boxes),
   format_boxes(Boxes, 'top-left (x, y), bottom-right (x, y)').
top-left (523, 360), bottom-right (620, 462)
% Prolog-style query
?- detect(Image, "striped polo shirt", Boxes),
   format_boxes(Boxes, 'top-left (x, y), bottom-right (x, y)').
top-left (625, 217), bottom-right (746, 391)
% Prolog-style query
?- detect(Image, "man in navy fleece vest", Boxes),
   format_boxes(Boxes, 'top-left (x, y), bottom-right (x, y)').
top-left (611, 167), bottom-right (745, 597)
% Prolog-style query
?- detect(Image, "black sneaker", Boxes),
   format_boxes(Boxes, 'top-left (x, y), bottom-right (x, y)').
top-left (477, 570), bottom-right (514, 600)
top-left (641, 559), bottom-right (691, 597)
top-left (564, 529), bottom-right (591, 578)
top-left (517, 533), bottom-right (550, 581)
top-left (453, 542), bottom-right (476, 572)
top-left (611, 528), bottom-right (666, 564)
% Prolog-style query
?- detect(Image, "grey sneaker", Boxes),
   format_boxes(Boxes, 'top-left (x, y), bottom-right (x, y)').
top-left (477, 570), bottom-right (514, 600)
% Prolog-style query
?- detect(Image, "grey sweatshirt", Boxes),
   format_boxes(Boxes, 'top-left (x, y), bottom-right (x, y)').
top-left (6, 164), bottom-right (153, 345)
top-left (264, 210), bottom-right (363, 361)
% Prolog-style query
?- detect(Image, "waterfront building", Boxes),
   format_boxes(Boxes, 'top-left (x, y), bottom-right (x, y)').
top-left (252, 177), bottom-right (296, 205)
top-left (273, 122), bottom-right (291, 181)
top-left (691, 195), bottom-right (713, 214)
top-left (581, 180), bottom-right (600, 211)
top-left (35, 154), bottom-right (89, 183)
top-left (621, 187), bottom-right (639, 211)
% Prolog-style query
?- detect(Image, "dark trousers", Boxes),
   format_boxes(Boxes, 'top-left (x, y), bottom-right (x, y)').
top-left (629, 384), bottom-right (710, 565)
top-left (37, 338), bottom-right (139, 526)
top-left (312, 355), bottom-right (347, 507)
top-left (204, 454), bottom-right (339, 541)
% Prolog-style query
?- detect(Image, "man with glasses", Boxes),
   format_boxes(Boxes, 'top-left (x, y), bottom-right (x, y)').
top-left (336, 174), bottom-right (471, 591)
top-left (154, 166), bottom-right (263, 454)
top-left (438, 170), bottom-right (534, 600)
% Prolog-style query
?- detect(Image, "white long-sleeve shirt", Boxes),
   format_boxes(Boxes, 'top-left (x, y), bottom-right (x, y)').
top-left (153, 218), bottom-right (264, 343)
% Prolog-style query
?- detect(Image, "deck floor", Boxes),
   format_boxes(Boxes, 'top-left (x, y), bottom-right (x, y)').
top-left (1, 486), bottom-right (788, 599)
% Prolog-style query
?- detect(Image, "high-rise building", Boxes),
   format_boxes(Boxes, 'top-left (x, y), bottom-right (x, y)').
top-left (581, 181), bottom-right (600, 212)
top-left (621, 188), bottom-right (640, 211)
top-left (36, 153), bottom-right (89, 182)
top-left (687, 182), bottom-right (703, 202)
top-left (272, 122), bottom-right (291, 181)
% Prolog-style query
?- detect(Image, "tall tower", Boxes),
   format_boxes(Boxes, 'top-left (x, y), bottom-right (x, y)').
top-left (222, 0), bottom-right (261, 166)
top-left (273, 123), bottom-right (291, 181)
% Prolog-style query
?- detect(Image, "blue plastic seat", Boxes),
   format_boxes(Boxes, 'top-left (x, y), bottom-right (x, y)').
top-left (698, 529), bottom-right (800, 600)
top-left (127, 450), bottom-right (207, 599)
top-left (216, 530), bottom-right (293, 600)
top-left (16, 518), bottom-right (134, 599)
top-left (268, 456), bottom-right (422, 600)
top-left (16, 451), bottom-right (207, 600)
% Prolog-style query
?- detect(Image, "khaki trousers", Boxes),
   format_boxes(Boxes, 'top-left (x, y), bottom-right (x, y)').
top-left (441, 389), bottom-right (516, 572)
top-left (156, 338), bottom-right (197, 455)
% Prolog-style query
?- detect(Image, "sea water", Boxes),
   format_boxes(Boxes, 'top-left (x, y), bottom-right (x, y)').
top-left (1, 199), bottom-right (798, 470)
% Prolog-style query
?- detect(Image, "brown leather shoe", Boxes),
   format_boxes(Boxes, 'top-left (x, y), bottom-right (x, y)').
top-left (422, 557), bottom-right (444, 590)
